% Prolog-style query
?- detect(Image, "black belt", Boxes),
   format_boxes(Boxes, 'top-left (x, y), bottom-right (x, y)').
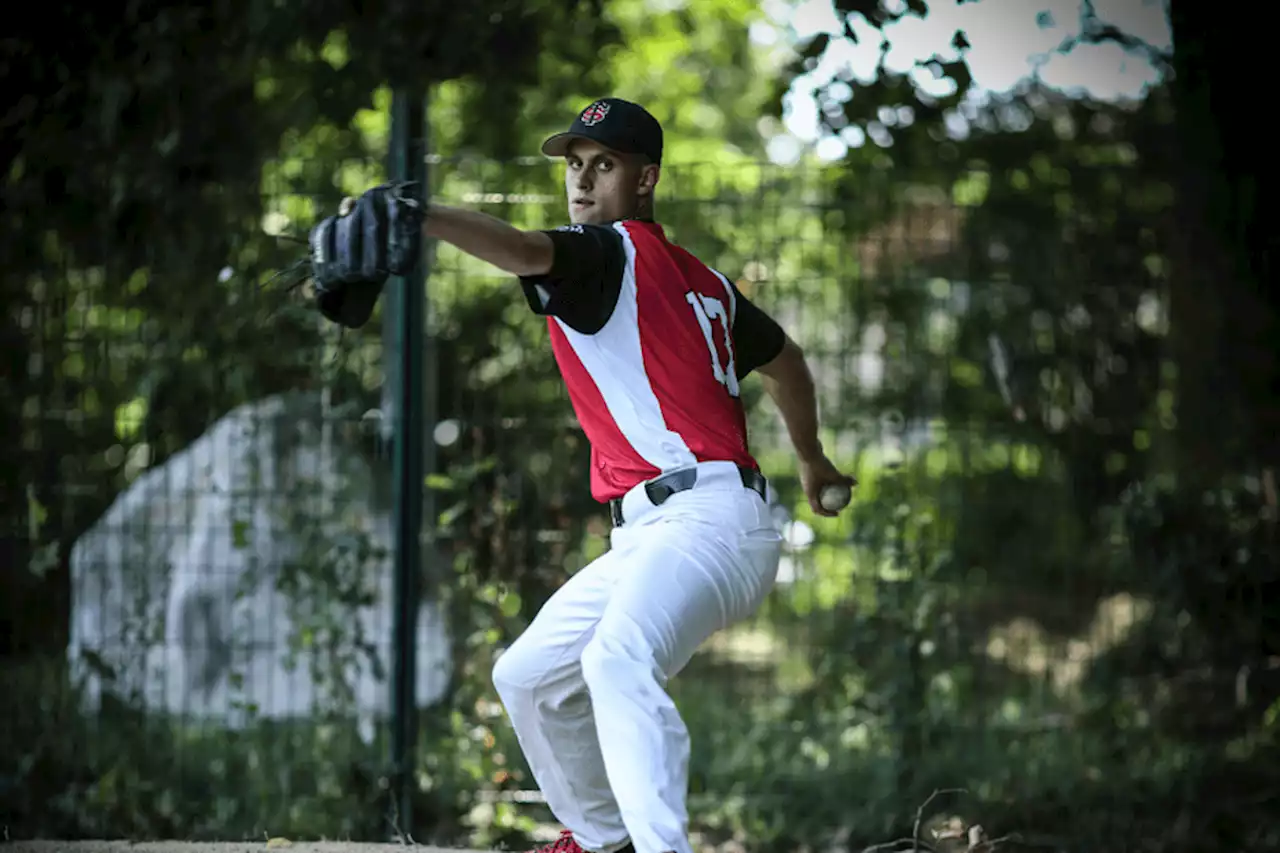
top-left (609, 464), bottom-right (767, 527)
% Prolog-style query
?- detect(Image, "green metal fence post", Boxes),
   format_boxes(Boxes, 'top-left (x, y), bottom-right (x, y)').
top-left (387, 85), bottom-right (428, 840)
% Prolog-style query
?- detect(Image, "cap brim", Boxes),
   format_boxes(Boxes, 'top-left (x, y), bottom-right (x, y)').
top-left (540, 132), bottom-right (591, 158)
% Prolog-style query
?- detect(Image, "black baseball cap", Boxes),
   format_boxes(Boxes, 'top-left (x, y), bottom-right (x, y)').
top-left (540, 98), bottom-right (664, 165)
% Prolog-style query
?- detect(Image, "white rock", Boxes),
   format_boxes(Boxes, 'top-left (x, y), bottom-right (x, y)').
top-left (67, 392), bottom-right (451, 742)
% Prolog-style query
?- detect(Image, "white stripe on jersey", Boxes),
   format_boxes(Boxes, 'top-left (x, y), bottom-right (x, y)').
top-left (710, 269), bottom-right (737, 324)
top-left (552, 223), bottom-right (697, 473)
top-left (707, 268), bottom-right (741, 393)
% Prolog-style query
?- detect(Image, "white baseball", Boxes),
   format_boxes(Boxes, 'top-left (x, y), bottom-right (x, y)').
top-left (819, 483), bottom-right (851, 512)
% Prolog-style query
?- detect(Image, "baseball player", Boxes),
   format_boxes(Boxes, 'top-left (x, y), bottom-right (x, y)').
top-left (308, 98), bottom-right (854, 853)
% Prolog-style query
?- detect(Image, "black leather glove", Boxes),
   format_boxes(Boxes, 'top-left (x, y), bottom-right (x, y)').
top-left (308, 182), bottom-right (424, 329)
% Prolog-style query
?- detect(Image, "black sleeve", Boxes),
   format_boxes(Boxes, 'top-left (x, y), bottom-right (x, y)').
top-left (519, 224), bottom-right (625, 334)
top-left (729, 279), bottom-right (787, 379)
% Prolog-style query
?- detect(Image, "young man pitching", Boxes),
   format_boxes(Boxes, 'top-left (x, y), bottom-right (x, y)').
top-left (312, 97), bottom-right (854, 853)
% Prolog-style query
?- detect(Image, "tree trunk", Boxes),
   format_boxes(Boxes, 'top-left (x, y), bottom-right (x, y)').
top-left (1168, 1), bottom-right (1279, 485)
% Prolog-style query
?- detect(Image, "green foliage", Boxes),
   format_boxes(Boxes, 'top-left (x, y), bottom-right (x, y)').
top-left (5, 1), bottom-right (1278, 851)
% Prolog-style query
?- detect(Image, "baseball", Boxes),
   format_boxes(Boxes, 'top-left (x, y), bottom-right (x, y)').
top-left (819, 483), bottom-right (852, 512)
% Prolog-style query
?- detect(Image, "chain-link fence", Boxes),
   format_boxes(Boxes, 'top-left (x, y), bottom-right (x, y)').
top-left (4, 133), bottom-right (1267, 851)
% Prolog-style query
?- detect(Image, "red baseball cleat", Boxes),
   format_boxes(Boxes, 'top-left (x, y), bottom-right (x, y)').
top-left (530, 831), bottom-right (587, 853)
top-left (529, 831), bottom-right (635, 853)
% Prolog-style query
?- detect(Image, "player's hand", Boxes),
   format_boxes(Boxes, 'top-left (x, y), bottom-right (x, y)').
top-left (798, 453), bottom-right (856, 518)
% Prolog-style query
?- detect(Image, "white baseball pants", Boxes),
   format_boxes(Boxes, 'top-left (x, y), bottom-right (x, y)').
top-left (492, 461), bottom-right (784, 853)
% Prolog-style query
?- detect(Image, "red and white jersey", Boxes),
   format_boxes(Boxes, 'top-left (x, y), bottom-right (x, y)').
top-left (521, 220), bottom-right (785, 502)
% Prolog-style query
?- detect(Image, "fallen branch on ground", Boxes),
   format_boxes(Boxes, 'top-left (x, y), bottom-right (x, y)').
top-left (858, 788), bottom-right (1023, 853)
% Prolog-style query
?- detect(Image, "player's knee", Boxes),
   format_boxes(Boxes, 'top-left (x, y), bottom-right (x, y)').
top-left (491, 637), bottom-right (538, 703)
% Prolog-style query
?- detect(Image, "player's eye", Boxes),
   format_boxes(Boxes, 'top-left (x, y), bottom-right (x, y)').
top-left (597, 159), bottom-right (613, 171)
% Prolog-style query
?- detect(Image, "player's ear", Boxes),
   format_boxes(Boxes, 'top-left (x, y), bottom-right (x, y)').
top-left (637, 162), bottom-right (660, 197)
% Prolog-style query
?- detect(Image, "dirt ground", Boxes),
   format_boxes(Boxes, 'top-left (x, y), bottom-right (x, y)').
top-left (7, 844), bottom-right (494, 853)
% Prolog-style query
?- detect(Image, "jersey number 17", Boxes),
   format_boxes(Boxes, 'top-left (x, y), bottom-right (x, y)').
top-left (685, 291), bottom-right (740, 398)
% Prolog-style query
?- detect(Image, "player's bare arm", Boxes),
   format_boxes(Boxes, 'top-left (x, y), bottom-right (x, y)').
top-left (422, 203), bottom-right (556, 277)
top-left (757, 335), bottom-right (855, 517)
top-left (757, 335), bottom-right (822, 460)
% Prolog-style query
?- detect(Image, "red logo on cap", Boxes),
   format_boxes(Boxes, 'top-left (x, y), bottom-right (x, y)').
top-left (580, 101), bottom-right (611, 126)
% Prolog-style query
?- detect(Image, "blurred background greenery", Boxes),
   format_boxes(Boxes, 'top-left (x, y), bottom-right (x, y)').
top-left (2, 1), bottom-right (1277, 851)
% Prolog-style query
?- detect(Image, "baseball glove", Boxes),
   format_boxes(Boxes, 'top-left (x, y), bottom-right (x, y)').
top-left (305, 181), bottom-right (425, 329)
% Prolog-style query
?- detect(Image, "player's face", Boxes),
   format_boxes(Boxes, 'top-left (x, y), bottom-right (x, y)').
top-left (563, 140), bottom-right (656, 225)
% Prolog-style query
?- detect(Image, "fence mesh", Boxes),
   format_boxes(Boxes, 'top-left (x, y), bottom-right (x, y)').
top-left (4, 136), bottom-right (1264, 851)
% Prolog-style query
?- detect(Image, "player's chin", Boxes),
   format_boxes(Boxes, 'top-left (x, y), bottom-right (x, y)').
top-left (569, 203), bottom-right (603, 224)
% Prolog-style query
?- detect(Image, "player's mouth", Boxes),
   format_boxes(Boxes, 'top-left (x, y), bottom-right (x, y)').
top-left (571, 198), bottom-right (594, 211)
